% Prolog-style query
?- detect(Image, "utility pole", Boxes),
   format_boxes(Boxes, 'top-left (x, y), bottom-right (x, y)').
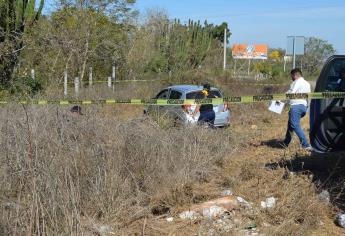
top-left (223, 28), bottom-right (227, 70)
top-left (287, 36), bottom-right (304, 70)
top-left (293, 37), bottom-right (296, 69)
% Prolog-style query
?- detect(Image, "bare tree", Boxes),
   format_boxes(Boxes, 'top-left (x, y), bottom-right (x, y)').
top-left (302, 37), bottom-right (336, 75)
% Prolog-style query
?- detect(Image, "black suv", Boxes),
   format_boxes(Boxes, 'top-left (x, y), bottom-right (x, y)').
top-left (310, 55), bottom-right (345, 152)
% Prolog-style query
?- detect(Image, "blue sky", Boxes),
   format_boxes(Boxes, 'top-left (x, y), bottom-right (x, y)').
top-left (43, 0), bottom-right (345, 53)
top-left (134, 0), bottom-right (345, 54)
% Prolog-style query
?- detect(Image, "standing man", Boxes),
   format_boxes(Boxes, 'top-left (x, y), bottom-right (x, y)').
top-left (281, 68), bottom-right (312, 150)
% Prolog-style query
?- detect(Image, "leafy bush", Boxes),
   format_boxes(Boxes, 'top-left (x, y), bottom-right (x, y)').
top-left (8, 76), bottom-right (43, 96)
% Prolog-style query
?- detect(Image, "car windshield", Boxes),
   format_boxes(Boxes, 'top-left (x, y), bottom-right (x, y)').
top-left (186, 90), bottom-right (222, 99)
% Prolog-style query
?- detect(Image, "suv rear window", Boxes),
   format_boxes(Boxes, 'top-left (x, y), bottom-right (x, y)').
top-left (186, 90), bottom-right (222, 99)
top-left (324, 59), bottom-right (345, 92)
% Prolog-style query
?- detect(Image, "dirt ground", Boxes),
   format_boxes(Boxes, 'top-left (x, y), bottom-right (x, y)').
top-left (121, 104), bottom-right (345, 236)
top-left (228, 106), bottom-right (345, 236)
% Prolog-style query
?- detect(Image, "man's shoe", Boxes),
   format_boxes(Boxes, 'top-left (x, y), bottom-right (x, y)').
top-left (278, 142), bottom-right (288, 149)
top-left (303, 146), bottom-right (313, 152)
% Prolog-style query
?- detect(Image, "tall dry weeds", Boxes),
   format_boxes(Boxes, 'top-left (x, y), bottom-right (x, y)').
top-left (0, 105), bottom-right (234, 235)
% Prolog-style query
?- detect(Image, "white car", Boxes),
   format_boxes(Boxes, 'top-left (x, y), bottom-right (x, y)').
top-left (145, 85), bottom-right (230, 127)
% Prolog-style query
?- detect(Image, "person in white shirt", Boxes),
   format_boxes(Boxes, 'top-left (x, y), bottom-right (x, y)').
top-left (281, 68), bottom-right (312, 151)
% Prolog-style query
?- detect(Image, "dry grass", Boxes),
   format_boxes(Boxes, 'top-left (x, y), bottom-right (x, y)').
top-left (118, 105), bottom-right (345, 236)
top-left (0, 104), bottom-right (235, 235)
top-left (222, 106), bottom-right (345, 236)
top-left (1, 80), bottom-right (344, 235)
top-left (42, 80), bottom-right (169, 100)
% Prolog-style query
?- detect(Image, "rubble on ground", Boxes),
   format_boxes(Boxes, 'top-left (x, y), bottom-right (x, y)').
top-left (221, 189), bottom-right (233, 196)
top-left (178, 194), bottom-right (265, 235)
top-left (236, 196), bottom-right (253, 209)
top-left (179, 196), bottom-right (239, 220)
top-left (335, 213), bottom-right (345, 228)
top-left (317, 190), bottom-right (330, 203)
top-left (260, 197), bottom-right (276, 209)
top-left (179, 210), bottom-right (200, 220)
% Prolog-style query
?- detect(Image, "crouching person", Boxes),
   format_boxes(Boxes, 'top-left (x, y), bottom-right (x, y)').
top-left (192, 84), bottom-right (216, 127)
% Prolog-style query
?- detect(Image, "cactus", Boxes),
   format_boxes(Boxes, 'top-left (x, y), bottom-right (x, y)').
top-left (15, 0), bottom-right (25, 30)
top-left (0, 0), bottom-right (44, 85)
top-left (16, 0), bottom-right (44, 31)
top-left (166, 18), bottom-right (214, 70)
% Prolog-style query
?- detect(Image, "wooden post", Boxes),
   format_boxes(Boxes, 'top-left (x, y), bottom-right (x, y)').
top-left (64, 70), bottom-right (68, 96)
top-left (74, 77), bottom-right (80, 97)
top-left (107, 77), bottom-right (112, 88)
top-left (31, 69), bottom-right (35, 80)
top-left (248, 59), bottom-right (251, 75)
top-left (89, 67), bottom-right (93, 86)
top-left (223, 28), bottom-right (227, 70)
top-left (112, 65), bottom-right (116, 91)
top-left (112, 65), bottom-right (116, 81)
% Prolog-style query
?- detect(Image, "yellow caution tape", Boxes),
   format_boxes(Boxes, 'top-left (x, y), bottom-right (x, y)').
top-left (67, 79), bottom-right (168, 85)
top-left (66, 79), bottom-right (287, 87)
top-left (220, 81), bottom-right (289, 87)
top-left (1, 92), bottom-right (344, 106)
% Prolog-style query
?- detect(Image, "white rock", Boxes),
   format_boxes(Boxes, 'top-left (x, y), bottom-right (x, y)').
top-left (96, 225), bottom-right (114, 236)
top-left (179, 210), bottom-right (199, 220)
top-left (202, 205), bottom-right (227, 218)
top-left (318, 190), bottom-right (330, 203)
top-left (221, 189), bottom-right (233, 196)
top-left (222, 224), bottom-right (232, 232)
top-left (237, 196), bottom-right (244, 202)
top-left (261, 197), bottom-right (276, 209)
top-left (236, 196), bottom-right (252, 209)
top-left (336, 213), bottom-right (345, 228)
top-left (166, 217), bottom-right (174, 222)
